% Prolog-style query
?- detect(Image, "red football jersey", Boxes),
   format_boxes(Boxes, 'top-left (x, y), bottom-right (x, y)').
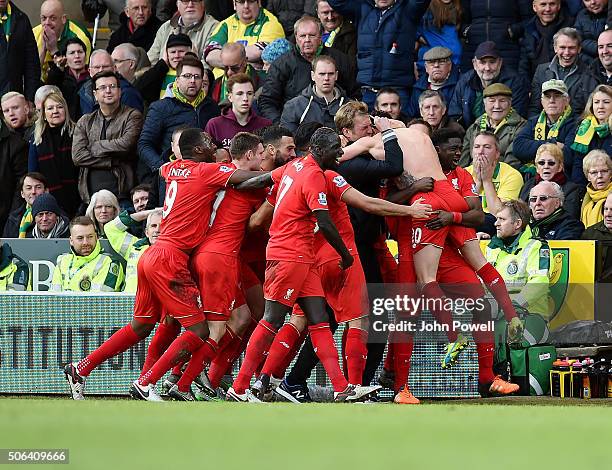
top-left (446, 166), bottom-right (479, 198)
top-left (266, 155), bottom-right (328, 263)
top-left (199, 163), bottom-right (266, 256)
top-left (157, 159), bottom-right (236, 251)
top-left (314, 171), bottom-right (358, 264)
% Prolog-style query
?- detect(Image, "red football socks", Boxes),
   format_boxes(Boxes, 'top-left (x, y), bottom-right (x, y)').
top-left (262, 323), bottom-right (302, 378)
top-left (140, 322), bottom-right (180, 378)
top-left (176, 338), bottom-right (218, 392)
top-left (383, 339), bottom-right (395, 372)
top-left (208, 329), bottom-right (243, 388)
top-left (472, 313), bottom-right (496, 385)
top-left (422, 281), bottom-right (458, 342)
top-left (138, 330), bottom-right (204, 386)
top-left (232, 320), bottom-right (277, 394)
top-left (309, 323), bottom-right (348, 392)
top-left (275, 330), bottom-right (307, 379)
top-left (345, 328), bottom-right (368, 385)
top-left (77, 324), bottom-right (141, 377)
top-left (477, 263), bottom-right (517, 321)
top-left (393, 332), bottom-right (414, 392)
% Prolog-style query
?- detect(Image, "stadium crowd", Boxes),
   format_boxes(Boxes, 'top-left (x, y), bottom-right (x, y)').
top-left (2, 0), bottom-right (612, 403)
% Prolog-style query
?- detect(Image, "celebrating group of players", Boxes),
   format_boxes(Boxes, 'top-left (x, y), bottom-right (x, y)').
top-left (63, 117), bottom-right (524, 404)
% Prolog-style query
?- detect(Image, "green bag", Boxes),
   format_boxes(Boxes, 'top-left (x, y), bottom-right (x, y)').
top-left (508, 345), bottom-right (557, 396)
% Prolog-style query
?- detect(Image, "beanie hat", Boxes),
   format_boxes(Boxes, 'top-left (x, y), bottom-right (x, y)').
top-left (261, 38), bottom-right (292, 64)
top-left (166, 33), bottom-right (192, 50)
top-left (32, 193), bottom-right (62, 217)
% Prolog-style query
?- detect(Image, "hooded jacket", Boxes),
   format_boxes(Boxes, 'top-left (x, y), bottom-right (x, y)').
top-left (280, 84), bottom-right (347, 132)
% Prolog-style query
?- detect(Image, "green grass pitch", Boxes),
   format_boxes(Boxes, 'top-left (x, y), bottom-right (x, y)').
top-left (2, 397), bottom-right (612, 470)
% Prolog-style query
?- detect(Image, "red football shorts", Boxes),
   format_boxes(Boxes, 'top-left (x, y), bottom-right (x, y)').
top-left (191, 251), bottom-right (238, 321)
top-left (319, 256), bottom-right (369, 323)
top-left (410, 180), bottom-right (476, 252)
top-left (438, 246), bottom-right (485, 300)
top-left (134, 241), bottom-right (204, 328)
top-left (263, 260), bottom-right (323, 307)
top-left (240, 260), bottom-right (263, 292)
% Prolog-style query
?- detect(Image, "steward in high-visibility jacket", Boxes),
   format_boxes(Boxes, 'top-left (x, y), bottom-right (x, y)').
top-left (105, 209), bottom-right (161, 293)
top-left (0, 243), bottom-right (30, 291)
top-left (51, 216), bottom-right (124, 292)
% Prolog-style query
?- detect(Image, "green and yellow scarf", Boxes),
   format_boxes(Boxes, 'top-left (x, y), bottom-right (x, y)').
top-left (171, 79), bottom-right (206, 109)
top-left (571, 114), bottom-right (610, 154)
top-left (581, 182), bottom-right (612, 228)
top-left (18, 205), bottom-right (32, 239)
top-left (479, 108), bottom-right (513, 134)
top-left (534, 105), bottom-right (572, 141)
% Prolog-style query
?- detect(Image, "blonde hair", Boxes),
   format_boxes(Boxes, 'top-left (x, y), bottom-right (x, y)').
top-left (582, 149), bottom-right (612, 178)
top-left (85, 190), bottom-right (120, 233)
top-left (582, 84), bottom-right (612, 120)
top-left (535, 143), bottom-right (564, 167)
top-left (33, 92), bottom-right (74, 145)
top-left (334, 101), bottom-right (368, 132)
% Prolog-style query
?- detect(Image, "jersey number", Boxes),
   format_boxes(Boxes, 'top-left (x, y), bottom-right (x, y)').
top-left (162, 180), bottom-right (178, 218)
top-left (411, 227), bottom-right (422, 248)
top-left (274, 175), bottom-right (294, 211)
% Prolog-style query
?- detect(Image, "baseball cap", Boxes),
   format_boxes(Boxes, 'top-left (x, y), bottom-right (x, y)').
top-left (541, 79), bottom-right (568, 95)
top-left (474, 41), bottom-right (500, 60)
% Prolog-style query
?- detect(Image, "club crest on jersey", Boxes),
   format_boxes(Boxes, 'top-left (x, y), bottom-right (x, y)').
top-left (168, 167), bottom-right (192, 178)
top-left (451, 178), bottom-right (459, 190)
top-left (333, 175), bottom-right (347, 187)
top-left (219, 165), bottom-right (233, 173)
top-left (318, 192), bottom-right (328, 205)
top-left (283, 289), bottom-right (294, 300)
top-left (471, 183), bottom-right (478, 195)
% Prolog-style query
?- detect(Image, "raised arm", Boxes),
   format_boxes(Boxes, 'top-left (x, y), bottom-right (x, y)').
top-left (342, 187), bottom-right (433, 218)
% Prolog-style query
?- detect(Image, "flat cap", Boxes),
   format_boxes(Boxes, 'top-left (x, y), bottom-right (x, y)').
top-left (483, 83), bottom-right (512, 98)
top-left (423, 46), bottom-right (452, 61)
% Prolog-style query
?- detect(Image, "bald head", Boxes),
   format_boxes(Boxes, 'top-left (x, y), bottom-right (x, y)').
top-left (40, 0), bottom-right (66, 36)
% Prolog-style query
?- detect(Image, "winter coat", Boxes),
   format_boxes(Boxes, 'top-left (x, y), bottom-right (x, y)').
top-left (460, 0), bottom-right (531, 73)
top-left (328, 0), bottom-right (430, 89)
top-left (46, 64), bottom-right (89, 120)
top-left (408, 65), bottom-right (460, 118)
top-left (107, 12), bottom-right (163, 53)
top-left (513, 113), bottom-right (577, 164)
top-left (0, 123), bottom-right (27, 233)
top-left (416, 8), bottom-right (462, 72)
top-left (581, 220), bottom-right (612, 240)
top-left (448, 66), bottom-right (530, 128)
top-left (327, 20), bottom-right (358, 65)
top-left (590, 60), bottom-right (612, 86)
top-left (519, 176), bottom-right (585, 220)
top-left (530, 208), bottom-right (585, 240)
top-left (78, 77), bottom-right (144, 117)
top-left (266, 0), bottom-right (317, 37)
top-left (528, 57), bottom-right (598, 118)
top-left (258, 45), bottom-right (357, 123)
top-left (205, 108), bottom-right (272, 148)
top-left (2, 204), bottom-right (25, 238)
top-left (280, 84), bottom-right (348, 132)
top-left (573, 8), bottom-right (607, 59)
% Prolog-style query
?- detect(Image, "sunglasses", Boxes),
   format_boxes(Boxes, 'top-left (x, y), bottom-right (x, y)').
top-left (529, 195), bottom-right (559, 203)
top-left (536, 160), bottom-right (557, 167)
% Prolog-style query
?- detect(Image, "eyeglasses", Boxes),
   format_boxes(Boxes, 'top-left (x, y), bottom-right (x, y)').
top-left (536, 160), bottom-right (557, 167)
top-left (94, 84), bottom-right (119, 92)
top-left (234, 0), bottom-right (259, 4)
top-left (180, 72), bottom-right (203, 81)
top-left (529, 195), bottom-right (559, 203)
top-left (588, 169), bottom-right (611, 177)
top-left (223, 63), bottom-right (245, 73)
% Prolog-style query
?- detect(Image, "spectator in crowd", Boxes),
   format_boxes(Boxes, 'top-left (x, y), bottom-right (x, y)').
top-left (580, 149), bottom-right (612, 228)
top-left (134, 33), bottom-right (192, 105)
top-left (138, 54), bottom-right (219, 183)
top-left (327, 0), bottom-right (429, 114)
top-left (566, 84), bottom-right (612, 185)
top-left (147, 0), bottom-right (218, 64)
top-left (528, 28), bottom-right (597, 118)
top-left (466, 131), bottom-right (524, 235)
top-left (0, 119), bottom-right (27, 233)
top-left (78, 49), bottom-right (144, 117)
top-left (28, 92), bottom-right (79, 217)
top-left (461, 84), bottom-right (526, 169)
top-left (529, 180), bottom-right (585, 239)
top-left (519, 143), bottom-right (584, 218)
top-left (1, 91), bottom-right (35, 142)
top-left (105, 208), bottom-right (161, 292)
top-left (205, 73), bottom-right (271, 148)
top-left (573, 0), bottom-right (608, 60)
top-left (0, 240), bottom-right (29, 290)
top-left (107, 0), bottom-right (162, 54)
top-left (51, 215), bottom-right (124, 292)
top-left (449, 41), bottom-right (529, 128)
top-left (73, 71), bottom-right (143, 205)
top-left (33, 0), bottom-right (92, 83)
top-left (261, 37), bottom-right (292, 72)
top-left (33, 84), bottom-right (61, 113)
top-left (268, 0), bottom-right (317, 37)
top-left (316, 0), bottom-right (356, 61)
top-left (486, 199), bottom-right (551, 317)
top-left (26, 192), bottom-right (69, 238)
top-left (519, 0), bottom-right (574, 78)
top-left (210, 42), bottom-right (264, 104)
top-left (258, 16), bottom-right (356, 122)
top-left (418, 89), bottom-right (464, 135)
top-left (460, 0), bottom-right (531, 73)
top-left (204, 0), bottom-right (284, 75)
top-left (514, 79), bottom-right (576, 167)
top-left (260, 124), bottom-right (297, 169)
top-left (375, 88), bottom-right (407, 122)
top-left (416, 0), bottom-right (462, 74)
top-left (409, 46), bottom-right (460, 118)
top-left (111, 43), bottom-right (140, 84)
top-left (2, 172), bottom-right (46, 239)
top-left (582, 191), bottom-right (612, 239)
top-left (131, 184), bottom-right (150, 212)
top-left (280, 55), bottom-right (347, 132)
top-left (0, 0), bottom-right (40, 103)
top-left (46, 37), bottom-right (89, 119)
top-left (85, 189), bottom-right (121, 238)
top-left (591, 29), bottom-right (612, 85)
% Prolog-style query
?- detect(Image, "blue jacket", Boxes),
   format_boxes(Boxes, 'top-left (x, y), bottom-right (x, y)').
top-left (408, 66), bottom-right (460, 118)
top-left (137, 95), bottom-right (220, 175)
top-left (513, 113), bottom-right (576, 164)
top-left (78, 77), bottom-right (144, 116)
top-left (573, 8), bottom-right (607, 59)
top-left (448, 66), bottom-right (530, 127)
top-left (416, 9), bottom-right (462, 73)
top-left (327, 0), bottom-right (431, 89)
